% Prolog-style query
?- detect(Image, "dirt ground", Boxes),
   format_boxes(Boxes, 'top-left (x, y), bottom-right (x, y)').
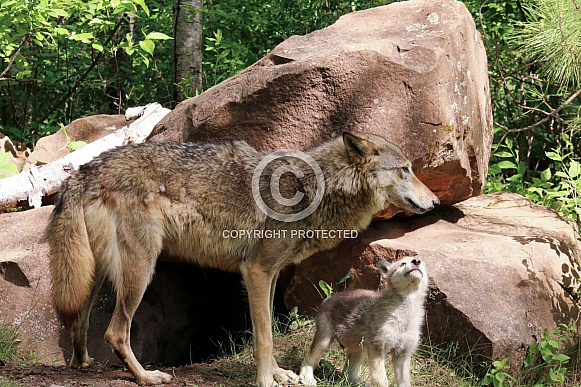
top-left (0, 360), bottom-right (258, 387)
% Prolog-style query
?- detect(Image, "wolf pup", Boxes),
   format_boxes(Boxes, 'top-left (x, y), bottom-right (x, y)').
top-left (46, 132), bottom-right (438, 386)
top-left (299, 257), bottom-right (429, 387)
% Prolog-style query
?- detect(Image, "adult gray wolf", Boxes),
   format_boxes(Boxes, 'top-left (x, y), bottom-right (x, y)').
top-left (46, 132), bottom-right (439, 386)
top-left (299, 257), bottom-right (429, 387)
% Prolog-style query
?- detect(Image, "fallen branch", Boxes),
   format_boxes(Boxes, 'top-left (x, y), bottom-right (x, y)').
top-left (0, 103), bottom-right (170, 210)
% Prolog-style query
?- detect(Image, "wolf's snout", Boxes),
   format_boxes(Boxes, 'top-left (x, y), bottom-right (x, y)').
top-left (432, 197), bottom-right (440, 207)
top-left (411, 258), bottom-right (421, 266)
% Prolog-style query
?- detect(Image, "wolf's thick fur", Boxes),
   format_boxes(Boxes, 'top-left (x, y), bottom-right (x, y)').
top-left (299, 257), bottom-right (429, 387)
top-left (46, 132), bottom-right (438, 386)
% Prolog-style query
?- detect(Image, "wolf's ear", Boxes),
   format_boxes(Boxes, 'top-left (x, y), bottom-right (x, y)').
top-left (377, 260), bottom-right (391, 278)
top-left (343, 132), bottom-right (380, 160)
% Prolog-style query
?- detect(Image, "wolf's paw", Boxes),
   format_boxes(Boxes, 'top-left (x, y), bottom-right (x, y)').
top-left (299, 366), bottom-right (317, 386)
top-left (274, 366), bottom-right (299, 385)
top-left (70, 355), bottom-right (94, 368)
top-left (136, 370), bottom-right (173, 385)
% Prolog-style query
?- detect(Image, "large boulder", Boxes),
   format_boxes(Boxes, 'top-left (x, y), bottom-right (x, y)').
top-left (151, 0), bottom-right (493, 216)
top-left (25, 114), bottom-right (131, 167)
top-left (283, 192), bottom-right (581, 371)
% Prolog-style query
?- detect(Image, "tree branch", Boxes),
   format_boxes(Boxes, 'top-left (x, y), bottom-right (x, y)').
top-left (38, 17), bottom-right (126, 124)
top-left (0, 35), bottom-right (29, 81)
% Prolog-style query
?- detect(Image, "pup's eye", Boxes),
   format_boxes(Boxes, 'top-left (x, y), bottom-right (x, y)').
top-left (402, 166), bottom-right (410, 174)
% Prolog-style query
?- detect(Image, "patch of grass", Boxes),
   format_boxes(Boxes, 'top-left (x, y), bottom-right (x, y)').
top-left (218, 314), bottom-right (580, 387)
top-left (0, 379), bottom-right (22, 387)
top-left (0, 322), bottom-right (21, 363)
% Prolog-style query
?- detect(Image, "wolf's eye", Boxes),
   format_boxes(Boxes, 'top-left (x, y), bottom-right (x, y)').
top-left (402, 166), bottom-right (410, 174)
top-left (400, 262), bottom-right (406, 267)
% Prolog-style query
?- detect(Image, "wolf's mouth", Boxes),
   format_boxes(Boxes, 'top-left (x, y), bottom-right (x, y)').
top-left (405, 198), bottom-right (425, 213)
top-left (406, 268), bottom-right (423, 276)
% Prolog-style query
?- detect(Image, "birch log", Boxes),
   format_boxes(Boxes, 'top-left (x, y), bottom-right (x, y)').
top-left (0, 103), bottom-right (170, 210)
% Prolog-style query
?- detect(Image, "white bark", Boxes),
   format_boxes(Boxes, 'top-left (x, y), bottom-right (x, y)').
top-left (0, 103), bottom-right (171, 210)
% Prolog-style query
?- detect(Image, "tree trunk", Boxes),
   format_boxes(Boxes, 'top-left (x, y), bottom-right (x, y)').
top-left (173, 0), bottom-right (203, 103)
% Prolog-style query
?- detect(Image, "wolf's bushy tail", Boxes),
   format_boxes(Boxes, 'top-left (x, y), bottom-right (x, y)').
top-left (45, 177), bottom-right (95, 326)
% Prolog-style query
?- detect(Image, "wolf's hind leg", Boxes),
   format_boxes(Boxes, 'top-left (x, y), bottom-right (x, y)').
top-left (299, 320), bottom-right (334, 386)
top-left (70, 273), bottom-right (105, 368)
top-left (344, 346), bottom-right (365, 385)
top-left (104, 244), bottom-right (171, 385)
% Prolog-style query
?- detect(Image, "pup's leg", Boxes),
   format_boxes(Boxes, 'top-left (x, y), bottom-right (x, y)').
top-left (104, 246), bottom-right (170, 385)
top-left (70, 273), bottom-right (105, 368)
top-left (392, 351), bottom-right (412, 387)
top-left (299, 317), bottom-right (334, 386)
top-left (240, 262), bottom-right (279, 387)
top-left (368, 347), bottom-right (389, 387)
top-left (268, 274), bottom-right (300, 385)
top-left (344, 346), bottom-right (364, 385)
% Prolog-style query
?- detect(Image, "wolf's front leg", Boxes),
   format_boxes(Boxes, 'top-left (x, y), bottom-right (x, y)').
top-left (241, 262), bottom-right (279, 387)
top-left (392, 351), bottom-right (412, 387)
top-left (367, 347), bottom-right (389, 387)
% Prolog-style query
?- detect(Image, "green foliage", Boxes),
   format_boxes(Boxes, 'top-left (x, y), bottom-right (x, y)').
top-left (481, 358), bottom-right (513, 387)
top-left (0, 152), bottom-right (18, 178)
top-left (60, 124), bottom-right (87, 152)
top-left (515, 0), bottom-right (581, 88)
top-left (486, 135), bottom-right (580, 222)
top-left (318, 272), bottom-right (351, 298)
top-left (0, 322), bottom-right (21, 363)
top-left (523, 324), bottom-right (574, 385)
top-left (200, 0), bottom-right (393, 89)
top-left (466, 0), bottom-right (581, 228)
top-left (0, 0), bottom-right (174, 143)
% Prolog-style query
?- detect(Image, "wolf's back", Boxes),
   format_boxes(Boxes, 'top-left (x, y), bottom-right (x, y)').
top-left (46, 174), bottom-right (95, 326)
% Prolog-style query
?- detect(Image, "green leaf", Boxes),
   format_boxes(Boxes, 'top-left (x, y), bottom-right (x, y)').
top-left (67, 141), bottom-right (87, 152)
top-left (568, 160), bottom-right (580, 178)
top-left (546, 151), bottom-right (562, 161)
top-left (132, 0), bottom-right (150, 16)
top-left (553, 353), bottom-right (570, 363)
top-left (139, 39), bottom-right (155, 55)
top-left (0, 163), bottom-right (18, 176)
top-left (48, 9), bottom-right (68, 17)
top-left (145, 32), bottom-right (173, 40)
top-left (496, 160), bottom-right (518, 169)
top-left (70, 32), bottom-right (94, 41)
top-left (318, 280), bottom-right (332, 298)
top-left (92, 43), bottom-right (104, 52)
top-left (540, 168), bottom-right (552, 182)
top-left (0, 152), bottom-right (10, 165)
top-left (55, 27), bottom-right (69, 36)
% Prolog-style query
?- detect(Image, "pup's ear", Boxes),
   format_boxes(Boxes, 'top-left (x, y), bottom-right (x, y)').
top-left (377, 260), bottom-right (391, 278)
top-left (343, 132), bottom-right (380, 160)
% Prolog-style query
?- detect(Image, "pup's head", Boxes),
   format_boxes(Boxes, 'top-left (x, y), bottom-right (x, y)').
top-left (342, 132), bottom-right (440, 214)
top-left (378, 257), bottom-right (429, 294)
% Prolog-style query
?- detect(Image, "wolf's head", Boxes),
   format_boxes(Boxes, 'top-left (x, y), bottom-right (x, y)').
top-left (343, 132), bottom-right (440, 214)
top-left (378, 257), bottom-right (429, 295)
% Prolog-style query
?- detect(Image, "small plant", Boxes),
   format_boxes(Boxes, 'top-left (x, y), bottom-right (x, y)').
top-left (481, 358), bottom-right (513, 387)
top-left (523, 323), bottom-right (574, 385)
top-left (286, 306), bottom-right (312, 331)
top-left (0, 152), bottom-right (18, 178)
top-left (486, 136), bottom-right (580, 225)
top-left (318, 272), bottom-right (351, 298)
top-left (60, 124), bottom-right (87, 152)
top-left (0, 322), bottom-right (21, 363)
